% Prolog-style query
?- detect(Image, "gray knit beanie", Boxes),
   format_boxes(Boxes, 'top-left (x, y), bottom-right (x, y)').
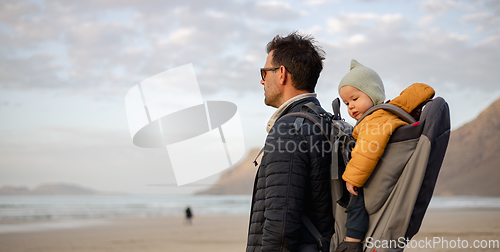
top-left (338, 59), bottom-right (386, 105)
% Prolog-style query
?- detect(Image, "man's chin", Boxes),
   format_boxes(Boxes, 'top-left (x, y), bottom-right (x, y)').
top-left (264, 98), bottom-right (276, 108)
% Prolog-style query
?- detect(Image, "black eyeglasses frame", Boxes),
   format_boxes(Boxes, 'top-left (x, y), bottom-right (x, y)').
top-left (260, 66), bottom-right (290, 81)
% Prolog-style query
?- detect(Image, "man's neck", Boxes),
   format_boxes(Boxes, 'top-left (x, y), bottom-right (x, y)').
top-left (276, 90), bottom-right (310, 108)
top-left (266, 93), bottom-right (317, 133)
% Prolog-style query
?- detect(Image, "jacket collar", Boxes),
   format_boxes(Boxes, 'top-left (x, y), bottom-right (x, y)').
top-left (266, 93), bottom-right (317, 133)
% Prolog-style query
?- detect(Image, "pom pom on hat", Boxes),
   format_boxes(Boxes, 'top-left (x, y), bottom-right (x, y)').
top-left (338, 59), bottom-right (386, 105)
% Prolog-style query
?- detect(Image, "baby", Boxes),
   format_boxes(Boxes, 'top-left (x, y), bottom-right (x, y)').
top-left (335, 60), bottom-right (435, 252)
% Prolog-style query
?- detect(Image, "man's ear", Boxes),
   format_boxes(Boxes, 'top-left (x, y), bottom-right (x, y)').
top-left (278, 66), bottom-right (287, 86)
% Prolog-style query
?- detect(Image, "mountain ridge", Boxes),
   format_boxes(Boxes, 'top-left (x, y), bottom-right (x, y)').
top-left (0, 183), bottom-right (123, 195)
top-left (433, 97), bottom-right (500, 196)
top-left (196, 148), bottom-right (260, 195)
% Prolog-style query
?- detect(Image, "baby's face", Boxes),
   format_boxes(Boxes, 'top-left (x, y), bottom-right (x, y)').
top-left (339, 85), bottom-right (374, 120)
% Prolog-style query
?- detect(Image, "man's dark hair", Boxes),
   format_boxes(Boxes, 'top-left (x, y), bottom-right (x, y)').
top-left (266, 31), bottom-right (325, 92)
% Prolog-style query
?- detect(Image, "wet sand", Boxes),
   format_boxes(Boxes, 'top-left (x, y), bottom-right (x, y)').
top-left (405, 209), bottom-right (500, 252)
top-left (0, 216), bottom-right (249, 252)
top-left (0, 209), bottom-right (499, 252)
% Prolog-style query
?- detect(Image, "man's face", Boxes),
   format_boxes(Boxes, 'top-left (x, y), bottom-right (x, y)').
top-left (261, 51), bottom-right (282, 108)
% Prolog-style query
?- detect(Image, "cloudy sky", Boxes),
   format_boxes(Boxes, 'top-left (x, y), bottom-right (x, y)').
top-left (1, 0), bottom-right (499, 194)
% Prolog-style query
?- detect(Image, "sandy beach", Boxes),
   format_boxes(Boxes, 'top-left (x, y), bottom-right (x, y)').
top-left (1, 209), bottom-right (499, 252)
top-left (405, 209), bottom-right (500, 252)
top-left (0, 216), bottom-right (249, 252)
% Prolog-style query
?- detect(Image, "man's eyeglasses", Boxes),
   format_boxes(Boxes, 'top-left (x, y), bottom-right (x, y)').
top-left (260, 67), bottom-right (280, 81)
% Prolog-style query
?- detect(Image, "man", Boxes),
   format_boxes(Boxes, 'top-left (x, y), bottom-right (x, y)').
top-left (247, 32), bottom-right (334, 252)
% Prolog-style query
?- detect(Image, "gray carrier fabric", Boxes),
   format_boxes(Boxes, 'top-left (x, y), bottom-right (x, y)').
top-left (331, 97), bottom-right (450, 252)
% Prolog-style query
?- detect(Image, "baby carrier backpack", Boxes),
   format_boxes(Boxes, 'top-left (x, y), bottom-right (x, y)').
top-left (280, 96), bottom-right (450, 252)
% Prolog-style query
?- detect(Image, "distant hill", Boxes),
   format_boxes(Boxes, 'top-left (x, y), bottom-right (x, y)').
top-left (198, 97), bottom-right (500, 196)
top-left (196, 148), bottom-right (260, 195)
top-left (434, 97), bottom-right (500, 196)
top-left (0, 183), bottom-right (118, 195)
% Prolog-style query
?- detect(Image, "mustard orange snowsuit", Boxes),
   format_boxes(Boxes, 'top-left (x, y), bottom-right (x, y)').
top-left (342, 83), bottom-right (435, 187)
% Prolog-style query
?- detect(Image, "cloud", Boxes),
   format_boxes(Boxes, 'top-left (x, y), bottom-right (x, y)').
top-left (327, 13), bottom-right (406, 35)
top-left (462, 12), bottom-right (500, 32)
top-left (417, 0), bottom-right (462, 28)
top-left (0, 1), bottom-right (256, 93)
top-left (320, 7), bottom-right (500, 95)
top-left (164, 28), bottom-right (196, 46)
top-left (0, 53), bottom-right (66, 89)
top-left (305, 0), bottom-right (333, 6)
top-left (253, 1), bottom-right (301, 20)
top-left (418, 0), bottom-right (462, 15)
top-left (0, 0), bottom-right (498, 97)
top-left (0, 1), bottom-right (41, 27)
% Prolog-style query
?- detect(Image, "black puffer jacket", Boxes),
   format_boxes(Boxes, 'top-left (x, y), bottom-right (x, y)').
top-left (247, 97), bottom-right (334, 252)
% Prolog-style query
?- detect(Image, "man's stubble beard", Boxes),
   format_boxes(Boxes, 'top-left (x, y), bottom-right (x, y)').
top-left (264, 90), bottom-right (282, 108)
top-left (264, 82), bottom-right (283, 108)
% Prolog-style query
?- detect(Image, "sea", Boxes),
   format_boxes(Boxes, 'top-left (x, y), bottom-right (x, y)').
top-left (0, 194), bottom-right (252, 222)
top-left (1, 195), bottom-right (500, 222)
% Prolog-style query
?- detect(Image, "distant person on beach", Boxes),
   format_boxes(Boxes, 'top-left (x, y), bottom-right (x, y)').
top-left (185, 207), bottom-right (192, 225)
top-left (246, 32), bottom-right (334, 252)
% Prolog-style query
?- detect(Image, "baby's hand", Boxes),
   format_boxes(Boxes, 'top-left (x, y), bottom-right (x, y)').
top-left (346, 182), bottom-right (358, 196)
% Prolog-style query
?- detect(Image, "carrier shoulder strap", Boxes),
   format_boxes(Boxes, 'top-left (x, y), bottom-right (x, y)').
top-left (279, 102), bottom-right (330, 140)
top-left (355, 103), bottom-right (417, 127)
top-left (253, 102), bottom-right (328, 167)
top-left (301, 215), bottom-right (324, 251)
